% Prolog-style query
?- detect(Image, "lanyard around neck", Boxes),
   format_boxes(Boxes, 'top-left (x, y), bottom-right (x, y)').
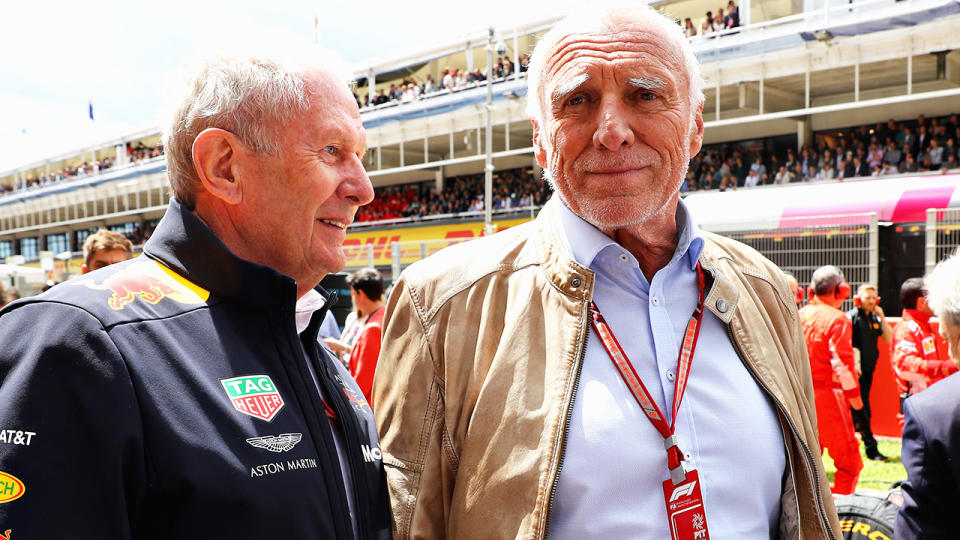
top-left (588, 262), bottom-right (707, 481)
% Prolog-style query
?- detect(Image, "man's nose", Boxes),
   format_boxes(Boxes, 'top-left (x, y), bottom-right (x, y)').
top-left (341, 153), bottom-right (375, 206)
top-left (593, 97), bottom-right (636, 150)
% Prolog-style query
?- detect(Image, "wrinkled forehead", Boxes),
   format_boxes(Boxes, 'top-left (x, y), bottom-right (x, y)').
top-left (539, 21), bottom-right (686, 99)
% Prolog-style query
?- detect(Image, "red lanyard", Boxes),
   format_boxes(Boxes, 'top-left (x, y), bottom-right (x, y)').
top-left (588, 262), bottom-right (706, 482)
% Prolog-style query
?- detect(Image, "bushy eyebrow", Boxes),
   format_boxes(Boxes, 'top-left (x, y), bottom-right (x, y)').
top-left (626, 77), bottom-right (667, 90)
top-left (551, 74), bottom-right (591, 106)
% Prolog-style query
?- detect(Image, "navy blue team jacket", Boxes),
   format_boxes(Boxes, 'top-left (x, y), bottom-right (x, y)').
top-left (0, 200), bottom-right (391, 539)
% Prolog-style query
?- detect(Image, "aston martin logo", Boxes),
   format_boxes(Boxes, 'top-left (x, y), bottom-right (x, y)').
top-left (246, 433), bottom-right (303, 453)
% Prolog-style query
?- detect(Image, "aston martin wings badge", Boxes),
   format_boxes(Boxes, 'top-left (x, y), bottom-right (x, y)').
top-left (246, 433), bottom-right (303, 453)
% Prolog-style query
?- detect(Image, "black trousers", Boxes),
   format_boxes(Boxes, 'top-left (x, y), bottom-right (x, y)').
top-left (852, 362), bottom-right (877, 448)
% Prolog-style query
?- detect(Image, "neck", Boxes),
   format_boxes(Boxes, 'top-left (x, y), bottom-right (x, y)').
top-left (601, 207), bottom-right (679, 283)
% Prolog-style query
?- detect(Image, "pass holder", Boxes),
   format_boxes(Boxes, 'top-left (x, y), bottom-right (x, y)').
top-left (662, 468), bottom-right (710, 540)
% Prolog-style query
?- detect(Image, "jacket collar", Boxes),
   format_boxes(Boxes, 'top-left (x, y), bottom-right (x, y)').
top-left (535, 197), bottom-right (735, 322)
top-left (903, 308), bottom-right (932, 329)
top-left (143, 199), bottom-right (318, 309)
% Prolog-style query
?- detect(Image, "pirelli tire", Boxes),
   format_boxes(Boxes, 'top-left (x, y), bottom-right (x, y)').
top-left (834, 488), bottom-right (902, 540)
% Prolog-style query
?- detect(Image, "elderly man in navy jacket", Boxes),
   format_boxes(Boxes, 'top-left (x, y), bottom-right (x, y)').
top-left (0, 45), bottom-right (391, 539)
top-left (896, 249), bottom-right (960, 539)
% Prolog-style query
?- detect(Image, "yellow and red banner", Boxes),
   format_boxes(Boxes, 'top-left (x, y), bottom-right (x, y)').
top-left (343, 216), bottom-right (534, 266)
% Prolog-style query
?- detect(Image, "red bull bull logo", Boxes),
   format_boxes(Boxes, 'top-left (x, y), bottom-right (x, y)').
top-left (74, 260), bottom-right (209, 310)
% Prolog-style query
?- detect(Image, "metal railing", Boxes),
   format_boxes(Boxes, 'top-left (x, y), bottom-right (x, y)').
top-left (704, 213), bottom-right (879, 311)
top-left (925, 208), bottom-right (960, 273)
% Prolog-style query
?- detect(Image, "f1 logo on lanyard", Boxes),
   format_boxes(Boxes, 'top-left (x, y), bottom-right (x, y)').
top-left (589, 262), bottom-right (711, 540)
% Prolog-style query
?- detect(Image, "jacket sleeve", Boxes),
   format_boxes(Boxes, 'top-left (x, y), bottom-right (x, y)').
top-left (895, 397), bottom-right (950, 539)
top-left (0, 302), bottom-right (144, 536)
top-left (373, 277), bottom-right (452, 539)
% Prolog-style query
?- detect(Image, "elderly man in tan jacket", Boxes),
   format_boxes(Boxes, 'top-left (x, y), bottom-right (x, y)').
top-left (374, 5), bottom-right (840, 539)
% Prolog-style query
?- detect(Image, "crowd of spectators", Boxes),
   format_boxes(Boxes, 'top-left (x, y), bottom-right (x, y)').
top-left (684, 113), bottom-right (960, 192)
top-left (357, 55), bottom-right (529, 110)
top-left (3, 142), bottom-right (163, 197)
top-left (684, 0), bottom-right (741, 38)
top-left (354, 167), bottom-right (549, 223)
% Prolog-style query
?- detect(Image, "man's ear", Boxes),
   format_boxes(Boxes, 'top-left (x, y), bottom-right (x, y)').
top-left (192, 128), bottom-right (249, 205)
top-left (689, 102), bottom-right (705, 157)
top-left (531, 119), bottom-right (548, 169)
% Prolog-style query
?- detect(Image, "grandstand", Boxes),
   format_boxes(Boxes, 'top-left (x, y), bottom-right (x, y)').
top-left (2, 0), bottom-right (960, 299)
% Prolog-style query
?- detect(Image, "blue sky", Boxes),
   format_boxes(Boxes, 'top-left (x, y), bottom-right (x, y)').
top-left (0, 0), bottom-right (581, 173)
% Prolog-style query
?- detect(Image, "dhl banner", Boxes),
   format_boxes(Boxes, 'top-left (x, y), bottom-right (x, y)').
top-left (343, 216), bottom-right (534, 267)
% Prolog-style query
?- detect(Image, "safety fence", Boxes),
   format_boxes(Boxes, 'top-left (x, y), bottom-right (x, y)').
top-left (925, 208), bottom-right (960, 274)
top-left (706, 213), bottom-right (878, 312)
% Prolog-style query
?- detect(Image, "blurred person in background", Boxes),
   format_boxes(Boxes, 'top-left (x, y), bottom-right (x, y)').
top-left (846, 284), bottom-right (892, 461)
top-left (896, 250), bottom-right (960, 539)
top-left (800, 265), bottom-right (863, 495)
top-left (345, 268), bottom-right (385, 403)
top-left (891, 277), bottom-right (957, 425)
top-left (81, 228), bottom-right (133, 274)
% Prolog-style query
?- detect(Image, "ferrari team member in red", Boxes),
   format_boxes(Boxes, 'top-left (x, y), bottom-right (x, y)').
top-left (347, 268), bottom-right (386, 404)
top-left (800, 265), bottom-right (864, 495)
top-left (892, 278), bottom-right (956, 418)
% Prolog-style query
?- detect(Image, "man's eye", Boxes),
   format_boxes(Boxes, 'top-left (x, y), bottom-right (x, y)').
top-left (568, 95), bottom-right (585, 106)
top-left (639, 92), bottom-right (657, 101)
top-left (324, 146), bottom-right (337, 155)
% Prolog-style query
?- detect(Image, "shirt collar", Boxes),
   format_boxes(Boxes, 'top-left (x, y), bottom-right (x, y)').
top-left (556, 198), bottom-right (704, 270)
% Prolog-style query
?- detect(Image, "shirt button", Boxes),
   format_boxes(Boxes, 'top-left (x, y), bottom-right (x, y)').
top-left (571, 277), bottom-right (582, 288)
top-left (716, 298), bottom-right (729, 313)
top-left (666, 370), bottom-right (675, 381)
top-left (619, 253), bottom-right (629, 262)
top-left (652, 296), bottom-right (660, 306)
top-left (684, 451), bottom-right (693, 460)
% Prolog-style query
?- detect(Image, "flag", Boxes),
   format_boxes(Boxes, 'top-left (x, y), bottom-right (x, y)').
top-left (88, 100), bottom-right (94, 121)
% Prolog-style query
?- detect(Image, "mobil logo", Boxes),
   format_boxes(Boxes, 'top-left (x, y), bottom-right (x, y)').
top-left (221, 375), bottom-right (285, 422)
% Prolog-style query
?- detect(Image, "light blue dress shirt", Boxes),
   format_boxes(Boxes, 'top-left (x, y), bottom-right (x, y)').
top-left (548, 200), bottom-right (787, 539)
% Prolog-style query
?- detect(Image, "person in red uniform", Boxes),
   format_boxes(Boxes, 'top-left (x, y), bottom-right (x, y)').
top-left (799, 265), bottom-right (864, 495)
top-left (347, 268), bottom-right (386, 403)
top-left (892, 278), bottom-right (957, 419)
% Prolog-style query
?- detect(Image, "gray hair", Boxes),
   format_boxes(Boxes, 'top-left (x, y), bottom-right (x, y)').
top-left (163, 44), bottom-right (352, 210)
top-left (525, 3), bottom-right (704, 135)
top-left (926, 248), bottom-right (960, 326)
top-left (811, 265), bottom-right (845, 297)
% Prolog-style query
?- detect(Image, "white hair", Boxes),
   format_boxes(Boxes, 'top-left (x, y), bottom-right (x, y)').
top-left (926, 248), bottom-right (960, 327)
top-left (525, 3), bottom-right (704, 136)
top-left (163, 41), bottom-right (353, 209)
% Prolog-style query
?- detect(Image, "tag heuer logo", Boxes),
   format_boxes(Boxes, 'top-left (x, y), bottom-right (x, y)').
top-left (221, 375), bottom-right (285, 422)
top-left (247, 433), bottom-right (302, 453)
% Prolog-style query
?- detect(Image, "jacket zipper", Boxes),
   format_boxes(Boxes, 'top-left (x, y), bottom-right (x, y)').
top-left (540, 304), bottom-right (590, 539)
top-left (313, 342), bottom-right (372, 540)
top-left (724, 323), bottom-right (836, 540)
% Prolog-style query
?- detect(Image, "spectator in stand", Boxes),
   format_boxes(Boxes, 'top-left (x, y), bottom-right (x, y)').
top-left (749, 155), bottom-right (767, 182)
top-left (942, 153), bottom-right (959, 172)
top-left (346, 268), bottom-right (385, 403)
top-left (723, 0), bottom-right (740, 29)
top-left (927, 139), bottom-right (944, 168)
top-left (892, 277), bottom-right (958, 426)
top-left (819, 161), bottom-right (836, 181)
top-left (866, 142), bottom-right (884, 170)
top-left (895, 250), bottom-right (960, 539)
top-left (879, 160), bottom-right (898, 176)
top-left (902, 151), bottom-right (919, 173)
top-left (774, 164), bottom-right (792, 184)
top-left (81, 229), bottom-right (134, 274)
top-left (744, 168), bottom-right (761, 187)
top-left (883, 139), bottom-right (903, 167)
top-left (684, 17), bottom-right (697, 37)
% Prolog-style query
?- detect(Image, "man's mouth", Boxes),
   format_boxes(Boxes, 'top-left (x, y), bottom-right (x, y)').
top-left (318, 219), bottom-right (349, 230)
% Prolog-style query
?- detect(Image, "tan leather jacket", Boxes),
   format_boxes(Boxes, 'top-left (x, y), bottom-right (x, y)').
top-left (374, 200), bottom-right (840, 539)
